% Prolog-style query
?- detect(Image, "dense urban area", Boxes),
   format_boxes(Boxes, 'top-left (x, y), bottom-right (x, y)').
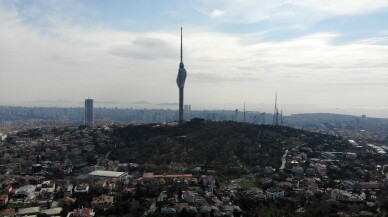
top-left (1, 107), bottom-right (388, 217)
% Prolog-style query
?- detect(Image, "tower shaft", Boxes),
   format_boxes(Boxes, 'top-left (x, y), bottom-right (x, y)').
top-left (179, 88), bottom-right (184, 124)
top-left (280, 110), bottom-right (283, 125)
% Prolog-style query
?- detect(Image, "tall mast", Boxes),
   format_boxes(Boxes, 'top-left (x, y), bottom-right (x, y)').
top-left (180, 27), bottom-right (183, 63)
top-left (275, 92), bottom-right (277, 110)
top-left (273, 92), bottom-right (279, 125)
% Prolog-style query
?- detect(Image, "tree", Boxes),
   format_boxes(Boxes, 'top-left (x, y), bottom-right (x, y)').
top-left (177, 187), bottom-right (182, 201)
top-left (179, 208), bottom-right (188, 217)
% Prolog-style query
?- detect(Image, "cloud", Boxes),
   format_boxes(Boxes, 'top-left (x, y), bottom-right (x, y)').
top-left (108, 37), bottom-right (176, 60)
top-left (0, 5), bottom-right (387, 116)
top-left (196, 0), bottom-right (388, 24)
top-left (353, 37), bottom-right (388, 45)
top-left (210, 9), bottom-right (226, 18)
top-left (297, 0), bottom-right (388, 15)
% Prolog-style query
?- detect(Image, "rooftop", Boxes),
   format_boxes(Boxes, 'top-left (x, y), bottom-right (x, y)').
top-left (18, 207), bottom-right (41, 215)
top-left (88, 170), bottom-right (125, 178)
top-left (143, 172), bottom-right (192, 179)
top-left (41, 207), bottom-right (63, 215)
top-left (92, 195), bottom-right (114, 204)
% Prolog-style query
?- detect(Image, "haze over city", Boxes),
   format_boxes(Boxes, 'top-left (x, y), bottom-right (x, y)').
top-left (0, 0), bottom-right (388, 118)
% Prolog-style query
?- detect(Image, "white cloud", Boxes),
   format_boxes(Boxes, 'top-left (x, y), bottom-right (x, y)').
top-left (197, 0), bottom-right (388, 24)
top-left (297, 0), bottom-right (388, 15)
top-left (210, 9), bottom-right (226, 18)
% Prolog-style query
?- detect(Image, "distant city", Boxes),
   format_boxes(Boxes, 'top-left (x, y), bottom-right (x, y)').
top-left (1, 105), bottom-right (388, 138)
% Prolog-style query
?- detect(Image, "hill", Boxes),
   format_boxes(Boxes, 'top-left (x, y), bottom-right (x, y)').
top-left (107, 119), bottom-right (347, 176)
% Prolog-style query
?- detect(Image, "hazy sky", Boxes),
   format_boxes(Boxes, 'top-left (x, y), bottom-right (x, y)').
top-left (0, 0), bottom-right (387, 117)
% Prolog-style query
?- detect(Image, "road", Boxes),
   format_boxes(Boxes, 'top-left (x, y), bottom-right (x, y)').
top-left (105, 151), bottom-right (111, 159)
top-left (279, 150), bottom-right (288, 170)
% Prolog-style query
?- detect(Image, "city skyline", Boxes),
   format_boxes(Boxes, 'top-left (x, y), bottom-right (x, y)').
top-left (0, 0), bottom-right (388, 118)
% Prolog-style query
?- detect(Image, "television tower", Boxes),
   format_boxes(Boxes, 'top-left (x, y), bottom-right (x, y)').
top-left (176, 27), bottom-right (187, 124)
top-left (273, 92), bottom-right (279, 125)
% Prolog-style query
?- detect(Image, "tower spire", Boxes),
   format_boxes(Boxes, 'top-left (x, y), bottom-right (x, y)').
top-left (275, 92), bottom-right (277, 110)
top-left (273, 92), bottom-right (279, 125)
top-left (180, 26), bottom-right (183, 63)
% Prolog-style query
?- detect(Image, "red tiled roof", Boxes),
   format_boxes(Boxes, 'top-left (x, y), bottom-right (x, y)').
top-left (63, 196), bottom-right (76, 203)
top-left (23, 175), bottom-right (44, 180)
top-left (92, 195), bottom-right (114, 204)
top-left (0, 208), bottom-right (15, 215)
top-left (70, 208), bottom-right (94, 217)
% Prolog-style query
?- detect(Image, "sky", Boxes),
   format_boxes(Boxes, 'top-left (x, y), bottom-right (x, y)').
top-left (0, 0), bottom-right (388, 117)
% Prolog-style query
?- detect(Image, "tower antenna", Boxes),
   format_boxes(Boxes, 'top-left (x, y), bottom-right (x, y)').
top-left (180, 26), bottom-right (183, 63)
top-left (273, 92), bottom-right (279, 125)
top-left (275, 92), bottom-right (278, 113)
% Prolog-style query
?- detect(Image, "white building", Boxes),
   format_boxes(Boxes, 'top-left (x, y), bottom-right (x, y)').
top-left (15, 185), bottom-right (36, 199)
top-left (88, 170), bottom-right (126, 180)
top-left (57, 184), bottom-right (73, 197)
top-left (74, 184), bottom-right (89, 194)
top-left (331, 189), bottom-right (365, 202)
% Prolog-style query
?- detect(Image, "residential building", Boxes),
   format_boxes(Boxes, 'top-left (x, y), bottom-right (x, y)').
top-left (67, 208), bottom-right (95, 217)
top-left (14, 185), bottom-right (36, 200)
top-left (266, 187), bottom-right (285, 200)
top-left (57, 184), bottom-right (73, 198)
top-left (0, 195), bottom-right (8, 207)
top-left (74, 184), bottom-right (89, 195)
top-left (91, 195), bottom-right (114, 209)
top-left (331, 189), bottom-right (366, 202)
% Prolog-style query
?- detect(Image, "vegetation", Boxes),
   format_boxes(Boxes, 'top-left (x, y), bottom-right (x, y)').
top-left (107, 119), bottom-right (343, 176)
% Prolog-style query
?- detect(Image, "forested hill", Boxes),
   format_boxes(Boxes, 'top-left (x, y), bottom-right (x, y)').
top-left (108, 119), bottom-right (347, 174)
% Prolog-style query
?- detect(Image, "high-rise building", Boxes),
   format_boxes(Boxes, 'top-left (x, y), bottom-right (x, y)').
top-left (84, 99), bottom-right (94, 126)
top-left (176, 27), bottom-right (187, 124)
